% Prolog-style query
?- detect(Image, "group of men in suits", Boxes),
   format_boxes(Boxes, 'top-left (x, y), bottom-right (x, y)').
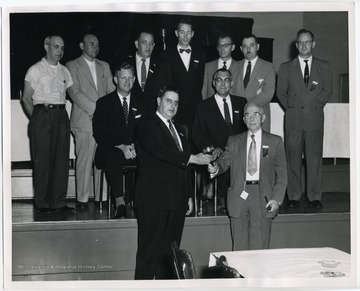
top-left (23, 22), bottom-right (333, 279)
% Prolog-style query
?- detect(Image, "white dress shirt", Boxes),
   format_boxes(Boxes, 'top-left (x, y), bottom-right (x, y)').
top-left (83, 56), bottom-right (97, 90)
top-left (177, 44), bottom-right (191, 71)
top-left (156, 111), bottom-right (183, 150)
top-left (136, 53), bottom-right (150, 88)
top-left (218, 58), bottom-right (233, 70)
top-left (298, 55), bottom-right (313, 78)
top-left (242, 56), bottom-right (258, 79)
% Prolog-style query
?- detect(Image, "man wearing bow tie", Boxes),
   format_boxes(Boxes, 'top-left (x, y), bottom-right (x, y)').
top-left (93, 62), bottom-right (146, 218)
top-left (134, 86), bottom-right (211, 279)
top-left (159, 18), bottom-right (206, 145)
top-left (125, 30), bottom-right (171, 116)
top-left (208, 103), bottom-right (287, 250)
top-left (277, 29), bottom-right (333, 209)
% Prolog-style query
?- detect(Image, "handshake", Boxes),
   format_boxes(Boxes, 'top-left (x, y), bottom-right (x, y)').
top-left (189, 146), bottom-right (222, 176)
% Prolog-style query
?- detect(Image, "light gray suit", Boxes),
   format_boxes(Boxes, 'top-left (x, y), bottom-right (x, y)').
top-left (215, 130), bottom-right (287, 250)
top-left (66, 56), bottom-right (115, 202)
top-left (201, 58), bottom-right (238, 99)
top-left (232, 58), bottom-right (275, 132)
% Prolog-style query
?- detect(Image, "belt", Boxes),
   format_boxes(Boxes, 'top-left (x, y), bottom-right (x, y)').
top-left (35, 104), bottom-right (66, 109)
top-left (246, 180), bottom-right (259, 185)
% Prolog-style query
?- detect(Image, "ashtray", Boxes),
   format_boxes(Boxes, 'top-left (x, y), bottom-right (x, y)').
top-left (318, 260), bottom-right (341, 268)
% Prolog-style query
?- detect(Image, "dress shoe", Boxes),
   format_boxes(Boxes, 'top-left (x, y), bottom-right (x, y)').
top-left (76, 201), bottom-right (89, 209)
top-left (114, 204), bottom-right (127, 219)
top-left (54, 205), bottom-right (75, 213)
top-left (288, 200), bottom-right (300, 208)
top-left (309, 200), bottom-right (323, 209)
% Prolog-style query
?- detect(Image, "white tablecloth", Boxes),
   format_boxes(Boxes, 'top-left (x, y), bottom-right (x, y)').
top-left (209, 247), bottom-right (351, 278)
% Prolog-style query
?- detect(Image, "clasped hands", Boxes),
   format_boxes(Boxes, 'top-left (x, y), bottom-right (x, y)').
top-left (189, 147), bottom-right (223, 165)
top-left (117, 143), bottom-right (136, 159)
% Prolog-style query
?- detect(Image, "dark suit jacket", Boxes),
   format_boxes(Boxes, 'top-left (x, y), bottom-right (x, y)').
top-left (216, 130), bottom-right (287, 219)
top-left (92, 90), bottom-right (146, 168)
top-left (159, 46), bottom-right (206, 130)
top-left (125, 54), bottom-right (172, 116)
top-left (134, 114), bottom-right (192, 211)
top-left (276, 57), bottom-right (333, 131)
top-left (192, 94), bottom-right (247, 151)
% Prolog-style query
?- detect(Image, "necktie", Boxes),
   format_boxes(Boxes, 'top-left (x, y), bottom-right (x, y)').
top-left (168, 120), bottom-right (182, 151)
top-left (248, 134), bottom-right (257, 176)
top-left (223, 61), bottom-right (227, 69)
top-left (180, 48), bottom-right (191, 54)
top-left (304, 60), bottom-right (309, 87)
top-left (141, 58), bottom-right (146, 91)
top-left (243, 61), bottom-right (251, 88)
top-left (223, 98), bottom-right (231, 124)
top-left (122, 97), bottom-right (129, 125)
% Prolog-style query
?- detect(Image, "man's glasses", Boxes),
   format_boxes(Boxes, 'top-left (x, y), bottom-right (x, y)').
top-left (244, 112), bottom-right (262, 119)
top-left (217, 43), bottom-right (233, 49)
top-left (297, 40), bottom-right (313, 46)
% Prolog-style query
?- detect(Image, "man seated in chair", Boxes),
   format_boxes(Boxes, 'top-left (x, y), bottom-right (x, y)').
top-left (192, 68), bottom-right (247, 212)
top-left (93, 62), bottom-right (146, 218)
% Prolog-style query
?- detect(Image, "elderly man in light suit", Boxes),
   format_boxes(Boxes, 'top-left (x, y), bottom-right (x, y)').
top-left (66, 33), bottom-right (115, 208)
top-left (208, 103), bottom-right (287, 250)
top-left (232, 34), bottom-right (275, 132)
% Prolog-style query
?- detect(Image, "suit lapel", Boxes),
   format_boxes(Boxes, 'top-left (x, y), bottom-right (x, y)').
top-left (79, 57), bottom-right (97, 91)
top-left (260, 131), bottom-right (268, 178)
top-left (240, 132), bottom-right (247, 175)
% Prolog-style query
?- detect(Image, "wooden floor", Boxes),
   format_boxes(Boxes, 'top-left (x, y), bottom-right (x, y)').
top-left (12, 191), bottom-right (350, 224)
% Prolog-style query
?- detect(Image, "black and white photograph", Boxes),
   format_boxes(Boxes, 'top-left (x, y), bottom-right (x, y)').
top-left (1, 1), bottom-right (358, 290)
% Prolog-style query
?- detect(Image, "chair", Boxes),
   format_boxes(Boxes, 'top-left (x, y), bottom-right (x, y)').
top-left (171, 241), bottom-right (197, 279)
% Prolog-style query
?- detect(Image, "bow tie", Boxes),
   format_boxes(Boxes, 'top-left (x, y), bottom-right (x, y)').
top-left (180, 48), bottom-right (191, 54)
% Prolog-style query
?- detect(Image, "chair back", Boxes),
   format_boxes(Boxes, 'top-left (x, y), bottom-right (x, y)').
top-left (171, 241), bottom-right (197, 279)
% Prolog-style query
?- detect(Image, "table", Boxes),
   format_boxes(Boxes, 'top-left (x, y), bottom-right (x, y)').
top-left (209, 247), bottom-right (351, 278)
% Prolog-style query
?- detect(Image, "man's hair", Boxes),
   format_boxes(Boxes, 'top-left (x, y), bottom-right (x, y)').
top-left (297, 29), bottom-right (315, 41)
top-left (44, 35), bottom-right (62, 46)
top-left (136, 30), bottom-right (154, 40)
top-left (212, 68), bottom-right (233, 81)
top-left (114, 61), bottom-right (135, 76)
top-left (218, 33), bottom-right (234, 44)
top-left (80, 33), bottom-right (98, 44)
top-left (244, 102), bottom-right (264, 114)
top-left (241, 33), bottom-right (258, 44)
top-left (176, 18), bottom-right (193, 30)
top-left (158, 85), bottom-right (179, 99)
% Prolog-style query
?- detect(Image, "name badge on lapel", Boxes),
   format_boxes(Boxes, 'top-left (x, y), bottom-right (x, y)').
top-left (262, 145), bottom-right (269, 157)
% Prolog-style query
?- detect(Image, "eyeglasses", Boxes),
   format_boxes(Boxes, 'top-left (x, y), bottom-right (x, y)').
top-left (214, 78), bottom-right (231, 84)
top-left (244, 112), bottom-right (262, 119)
top-left (217, 43), bottom-right (232, 49)
top-left (297, 40), bottom-right (313, 46)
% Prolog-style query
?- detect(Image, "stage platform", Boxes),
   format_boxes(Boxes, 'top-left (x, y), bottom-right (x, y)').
top-left (11, 191), bottom-right (351, 281)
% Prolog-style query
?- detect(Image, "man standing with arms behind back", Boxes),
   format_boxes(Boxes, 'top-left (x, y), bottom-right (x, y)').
top-left (232, 34), bottom-right (275, 132)
top-left (277, 29), bottom-right (333, 209)
top-left (22, 35), bottom-right (74, 213)
top-left (159, 18), bottom-right (206, 141)
top-left (66, 33), bottom-right (115, 208)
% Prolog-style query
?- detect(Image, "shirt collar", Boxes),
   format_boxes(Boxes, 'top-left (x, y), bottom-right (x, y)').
top-left (215, 93), bottom-right (230, 101)
top-left (248, 128), bottom-right (262, 138)
top-left (298, 55), bottom-right (313, 63)
top-left (177, 44), bottom-right (192, 52)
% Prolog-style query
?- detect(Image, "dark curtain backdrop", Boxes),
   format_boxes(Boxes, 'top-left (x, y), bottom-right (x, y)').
top-left (10, 11), bottom-right (275, 99)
